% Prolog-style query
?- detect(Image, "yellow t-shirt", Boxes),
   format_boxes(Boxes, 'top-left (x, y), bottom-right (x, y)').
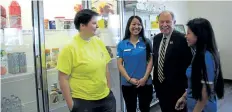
top-left (56, 34), bottom-right (111, 100)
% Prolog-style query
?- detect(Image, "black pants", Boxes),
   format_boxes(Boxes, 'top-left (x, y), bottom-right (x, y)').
top-left (155, 85), bottom-right (187, 112)
top-left (70, 91), bottom-right (116, 112)
top-left (122, 85), bottom-right (153, 112)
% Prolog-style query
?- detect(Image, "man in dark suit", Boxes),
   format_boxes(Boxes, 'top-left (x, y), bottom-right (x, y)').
top-left (152, 11), bottom-right (192, 112)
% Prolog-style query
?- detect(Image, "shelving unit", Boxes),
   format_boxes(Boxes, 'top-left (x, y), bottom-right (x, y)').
top-left (1, 67), bottom-right (35, 84)
top-left (125, 8), bottom-right (161, 15)
top-left (22, 29), bottom-right (77, 35)
top-left (124, 1), bottom-right (164, 15)
top-left (1, 72), bottom-right (34, 82)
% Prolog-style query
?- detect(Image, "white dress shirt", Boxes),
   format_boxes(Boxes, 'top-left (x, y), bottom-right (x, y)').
top-left (158, 30), bottom-right (173, 63)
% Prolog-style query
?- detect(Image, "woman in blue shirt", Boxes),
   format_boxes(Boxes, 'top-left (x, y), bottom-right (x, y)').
top-left (117, 16), bottom-right (153, 112)
top-left (175, 18), bottom-right (224, 112)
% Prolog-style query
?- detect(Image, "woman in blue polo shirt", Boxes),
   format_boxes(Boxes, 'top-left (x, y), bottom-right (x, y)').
top-left (117, 16), bottom-right (153, 112)
top-left (175, 18), bottom-right (224, 112)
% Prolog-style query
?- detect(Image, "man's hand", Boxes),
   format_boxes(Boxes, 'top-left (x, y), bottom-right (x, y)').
top-left (175, 96), bottom-right (186, 110)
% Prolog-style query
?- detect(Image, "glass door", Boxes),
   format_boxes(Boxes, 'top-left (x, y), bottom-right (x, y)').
top-left (122, 1), bottom-right (165, 111)
top-left (38, 0), bottom-right (85, 112)
top-left (37, 0), bottom-right (123, 111)
top-left (89, 0), bottom-right (123, 111)
top-left (1, 0), bottom-right (42, 112)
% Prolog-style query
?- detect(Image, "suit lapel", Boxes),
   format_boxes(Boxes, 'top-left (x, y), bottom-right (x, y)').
top-left (165, 31), bottom-right (177, 61)
top-left (153, 35), bottom-right (163, 67)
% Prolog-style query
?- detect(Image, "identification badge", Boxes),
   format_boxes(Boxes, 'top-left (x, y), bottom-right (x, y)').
top-left (170, 41), bottom-right (174, 44)
top-left (124, 49), bottom-right (131, 51)
top-left (138, 46), bottom-right (146, 49)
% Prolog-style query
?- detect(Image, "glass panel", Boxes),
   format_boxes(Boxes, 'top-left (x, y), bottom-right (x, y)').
top-left (1, 0), bottom-right (39, 112)
top-left (123, 1), bottom-right (165, 110)
top-left (90, 0), bottom-right (122, 111)
top-left (41, 0), bottom-right (122, 111)
top-left (42, 0), bottom-right (82, 111)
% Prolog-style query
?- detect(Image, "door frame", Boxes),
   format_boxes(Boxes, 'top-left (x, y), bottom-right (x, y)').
top-left (32, 1), bottom-right (49, 112)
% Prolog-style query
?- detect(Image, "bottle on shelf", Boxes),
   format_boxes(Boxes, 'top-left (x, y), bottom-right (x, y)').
top-left (9, 0), bottom-right (22, 29)
top-left (5, 97), bottom-right (12, 112)
top-left (1, 97), bottom-right (8, 112)
top-left (7, 52), bottom-right (20, 74)
top-left (64, 19), bottom-right (74, 29)
top-left (49, 84), bottom-right (59, 104)
top-left (44, 19), bottom-right (49, 29)
top-left (15, 96), bottom-right (23, 112)
top-left (54, 83), bottom-right (65, 102)
top-left (57, 90), bottom-right (65, 101)
top-left (45, 49), bottom-right (52, 69)
top-left (1, 49), bottom-right (8, 76)
top-left (51, 48), bottom-right (59, 67)
top-left (0, 29), bottom-right (4, 44)
top-left (10, 95), bottom-right (17, 112)
top-left (55, 17), bottom-right (65, 30)
top-left (18, 52), bottom-right (27, 73)
top-left (0, 5), bottom-right (7, 29)
top-left (49, 20), bottom-right (56, 29)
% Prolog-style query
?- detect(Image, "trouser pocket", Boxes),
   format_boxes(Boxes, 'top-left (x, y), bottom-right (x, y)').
top-left (70, 99), bottom-right (78, 112)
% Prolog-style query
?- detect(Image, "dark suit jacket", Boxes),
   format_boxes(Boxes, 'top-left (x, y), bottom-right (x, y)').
top-left (152, 30), bottom-right (192, 96)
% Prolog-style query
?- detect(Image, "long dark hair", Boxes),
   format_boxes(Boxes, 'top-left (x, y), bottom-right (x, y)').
top-left (187, 18), bottom-right (224, 100)
top-left (123, 16), bottom-right (151, 62)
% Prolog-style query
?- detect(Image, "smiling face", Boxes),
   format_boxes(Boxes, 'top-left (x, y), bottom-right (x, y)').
top-left (80, 16), bottom-right (98, 37)
top-left (129, 18), bottom-right (142, 36)
top-left (158, 12), bottom-right (176, 36)
top-left (186, 27), bottom-right (198, 47)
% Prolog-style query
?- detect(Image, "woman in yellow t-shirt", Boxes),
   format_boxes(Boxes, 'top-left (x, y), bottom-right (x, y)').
top-left (57, 9), bottom-right (116, 112)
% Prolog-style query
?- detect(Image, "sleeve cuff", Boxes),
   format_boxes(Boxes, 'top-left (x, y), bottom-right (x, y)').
top-left (106, 58), bottom-right (112, 64)
top-left (56, 67), bottom-right (71, 76)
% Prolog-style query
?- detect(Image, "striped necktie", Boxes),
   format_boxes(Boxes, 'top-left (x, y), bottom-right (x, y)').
top-left (158, 37), bottom-right (167, 83)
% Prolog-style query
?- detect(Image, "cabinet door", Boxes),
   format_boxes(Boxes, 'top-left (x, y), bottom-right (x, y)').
top-left (90, 0), bottom-right (122, 111)
top-left (40, 0), bottom-right (85, 112)
top-left (1, 1), bottom-right (42, 112)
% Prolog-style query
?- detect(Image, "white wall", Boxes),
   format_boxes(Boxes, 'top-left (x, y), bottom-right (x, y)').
top-left (43, 0), bottom-right (81, 20)
top-left (165, 1), bottom-right (189, 25)
top-left (188, 1), bottom-right (232, 80)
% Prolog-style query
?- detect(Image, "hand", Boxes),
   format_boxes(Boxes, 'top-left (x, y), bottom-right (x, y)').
top-left (129, 78), bottom-right (139, 85)
top-left (175, 96), bottom-right (186, 110)
top-left (137, 77), bottom-right (147, 88)
top-left (67, 100), bottom-right (74, 111)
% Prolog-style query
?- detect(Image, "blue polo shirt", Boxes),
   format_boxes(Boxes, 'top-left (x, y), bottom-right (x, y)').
top-left (117, 37), bottom-right (153, 86)
top-left (186, 51), bottom-right (217, 112)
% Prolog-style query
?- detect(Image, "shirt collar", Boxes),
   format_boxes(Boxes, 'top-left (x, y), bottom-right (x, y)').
top-left (163, 29), bottom-right (174, 39)
top-left (75, 33), bottom-right (93, 43)
top-left (126, 37), bottom-right (143, 44)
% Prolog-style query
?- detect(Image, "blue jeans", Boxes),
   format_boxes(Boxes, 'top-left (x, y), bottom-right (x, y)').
top-left (70, 91), bottom-right (116, 112)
